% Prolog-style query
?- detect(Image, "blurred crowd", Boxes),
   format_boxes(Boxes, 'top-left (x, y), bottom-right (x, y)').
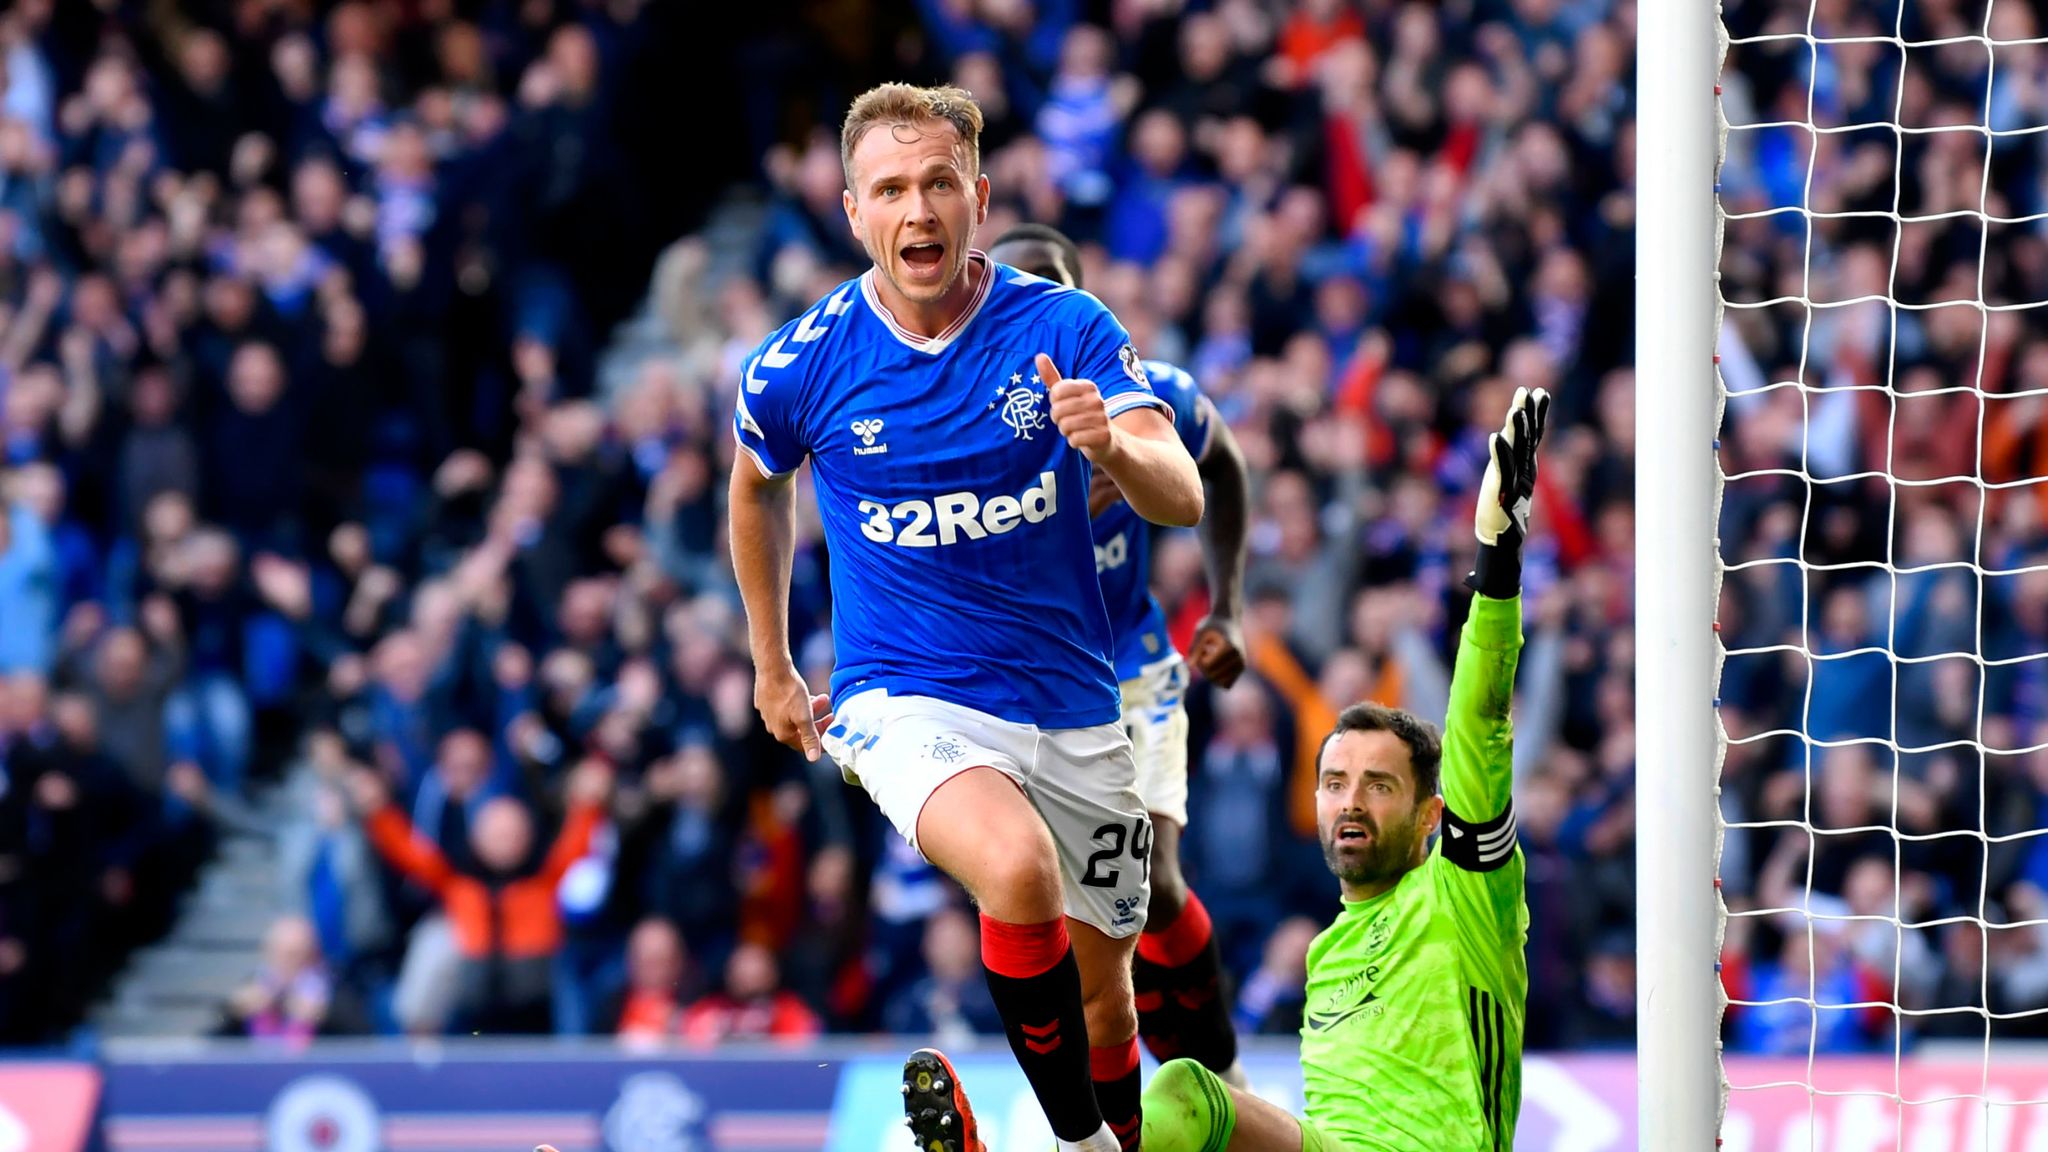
top-left (0, 0), bottom-right (2023, 1058)
top-left (1716, 0), bottom-right (2048, 1049)
top-left (0, 0), bottom-right (694, 1042)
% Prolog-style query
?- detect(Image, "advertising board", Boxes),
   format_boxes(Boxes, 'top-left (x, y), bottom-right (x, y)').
top-left (95, 1042), bottom-right (2048, 1151)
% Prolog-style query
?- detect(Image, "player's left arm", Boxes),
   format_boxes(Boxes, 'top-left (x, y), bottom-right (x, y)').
top-left (1044, 350), bottom-right (1203, 527)
top-left (1436, 388), bottom-right (1550, 925)
top-left (1189, 398), bottom-right (1251, 686)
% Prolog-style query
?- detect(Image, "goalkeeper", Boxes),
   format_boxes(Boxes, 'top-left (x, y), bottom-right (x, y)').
top-left (1139, 386), bottom-right (1547, 1152)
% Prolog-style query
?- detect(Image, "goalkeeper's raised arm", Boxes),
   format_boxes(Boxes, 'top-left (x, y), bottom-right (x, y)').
top-left (1131, 387), bottom-right (1550, 1152)
top-left (1433, 386), bottom-right (1550, 930)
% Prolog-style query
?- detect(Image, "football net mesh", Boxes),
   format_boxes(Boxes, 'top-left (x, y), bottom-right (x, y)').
top-left (1716, 0), bottom-right (2048, 1145)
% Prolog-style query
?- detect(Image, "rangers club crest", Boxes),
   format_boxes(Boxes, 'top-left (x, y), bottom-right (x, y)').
top-left (266, 1075), bottom-right (381, 1152)
top-left (995, 370), bottom-right (1049, 440)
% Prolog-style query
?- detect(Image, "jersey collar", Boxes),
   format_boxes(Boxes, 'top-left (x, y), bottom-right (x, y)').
top-left (1340, 862), bottom-right (1420, 909)
top-left (860, 250), bottom-right (995, 355)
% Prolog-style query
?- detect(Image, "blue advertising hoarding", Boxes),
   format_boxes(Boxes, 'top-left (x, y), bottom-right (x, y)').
top-left (101, 1043), bottom-right (845, 1152)
top-left (95, 1040), bottom-right (2048, 1151)
top-left (98, 1041), bottom-right (1310, 1152)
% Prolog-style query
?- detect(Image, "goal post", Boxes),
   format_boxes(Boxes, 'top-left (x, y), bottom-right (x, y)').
top-left (1657, 0), bottom-right (2048, 1141)
top-left (1635, 0), bottom-right (1727, 1144)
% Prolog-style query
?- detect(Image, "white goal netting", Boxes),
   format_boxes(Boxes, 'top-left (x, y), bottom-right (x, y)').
top-left (1716, 0), bottom-right (2048, 1146)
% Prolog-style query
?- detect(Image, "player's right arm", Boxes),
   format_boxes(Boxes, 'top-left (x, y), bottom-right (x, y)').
top-left (729, 461), bottom-right (829, 760)
top-left (730, 332), bottom-right (832, 760)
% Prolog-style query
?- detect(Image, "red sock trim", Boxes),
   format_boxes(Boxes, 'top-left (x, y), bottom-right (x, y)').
top-left (1137, 889), bottom-right (1214, 969)
top-left (1090, 1037), bottom-right (1141, 1081)
top-left (980, 913), bottom-right (1071, 979)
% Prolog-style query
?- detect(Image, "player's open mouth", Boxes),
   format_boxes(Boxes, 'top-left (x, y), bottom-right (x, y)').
top-left (1336, 824), bottom-right (1371, 843)
top-left (901, 242), bottom-right (945, 273)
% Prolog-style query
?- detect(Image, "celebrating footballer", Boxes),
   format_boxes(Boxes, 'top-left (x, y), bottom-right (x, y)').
top-left (730, 82), bottom-right (1202, 1152)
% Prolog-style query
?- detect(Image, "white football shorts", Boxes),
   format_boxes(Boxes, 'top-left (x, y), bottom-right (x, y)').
top-left (823, 688), bottom-right (1151, 938)
top-left (1119, 651), bottom-right (1191, 828)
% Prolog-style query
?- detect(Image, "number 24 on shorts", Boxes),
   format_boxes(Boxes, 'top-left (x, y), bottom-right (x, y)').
top-left (1081, 819), bottom-right (1152, 888)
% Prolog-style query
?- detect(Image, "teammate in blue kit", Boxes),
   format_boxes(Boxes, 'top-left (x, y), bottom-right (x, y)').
top-left (727, 84), bottom-right (1203, 1152)
top-left (988, 226), bottom-right (1254, 1089)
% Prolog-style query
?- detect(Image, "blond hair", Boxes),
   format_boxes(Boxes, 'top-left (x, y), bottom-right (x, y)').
top-left (840, 83), bottom-right (985, 189)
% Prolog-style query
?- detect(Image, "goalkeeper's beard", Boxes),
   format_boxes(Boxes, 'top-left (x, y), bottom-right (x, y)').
top-left (1319, 808), bottom-right (1430, 890)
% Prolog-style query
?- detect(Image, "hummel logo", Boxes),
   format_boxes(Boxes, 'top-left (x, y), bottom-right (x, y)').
top-left (850, 418), bottom-right (888, 456)
top-left (1021, 1019), bottom-right (1062, 1054)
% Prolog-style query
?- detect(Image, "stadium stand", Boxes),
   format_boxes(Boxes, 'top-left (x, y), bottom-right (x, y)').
top-left (0, 0), bottom-right (2024, 1064)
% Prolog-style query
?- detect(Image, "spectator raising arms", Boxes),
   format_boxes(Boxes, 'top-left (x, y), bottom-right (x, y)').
top-left (351, 758), bottom-right (611, 1035)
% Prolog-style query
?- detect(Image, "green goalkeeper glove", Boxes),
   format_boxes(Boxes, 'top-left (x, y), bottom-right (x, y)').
top-left (1467, 385), bottom-right (1550, 600)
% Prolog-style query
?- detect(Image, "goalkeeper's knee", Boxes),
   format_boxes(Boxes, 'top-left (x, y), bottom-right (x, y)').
top-left (1142, 1057), bottom-right (1237, 1152)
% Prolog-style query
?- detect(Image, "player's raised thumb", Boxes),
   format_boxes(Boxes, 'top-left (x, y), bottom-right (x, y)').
top-left (1034, 353), bottom-right (1063, 385)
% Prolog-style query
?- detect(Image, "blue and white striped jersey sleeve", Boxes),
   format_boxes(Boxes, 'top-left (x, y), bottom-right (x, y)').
top-left (734, 322), bottom-right (811, 478)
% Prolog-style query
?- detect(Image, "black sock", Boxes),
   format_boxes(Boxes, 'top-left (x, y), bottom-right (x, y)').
top-left (1165, 932), bottom-right (1239, 1074)
top-left (982, 914), bottom-right (1104, 1142)
top-left (1093, 1039), bottom-right (1143, 1150)
top-left (1133, 948), bottom-right (1186, 1062)
top-left (1136, 892), bottom-right (1238, 1074)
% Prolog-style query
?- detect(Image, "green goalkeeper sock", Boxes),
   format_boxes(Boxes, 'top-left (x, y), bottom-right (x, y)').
top-left (1141, 1059), bottom-right (1237, 1152)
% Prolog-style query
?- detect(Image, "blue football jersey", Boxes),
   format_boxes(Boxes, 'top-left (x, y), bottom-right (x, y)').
top-left (1092, 361), bottom-right (1215, 681)
top-left (734, 253), bottom-right (1168, 729)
